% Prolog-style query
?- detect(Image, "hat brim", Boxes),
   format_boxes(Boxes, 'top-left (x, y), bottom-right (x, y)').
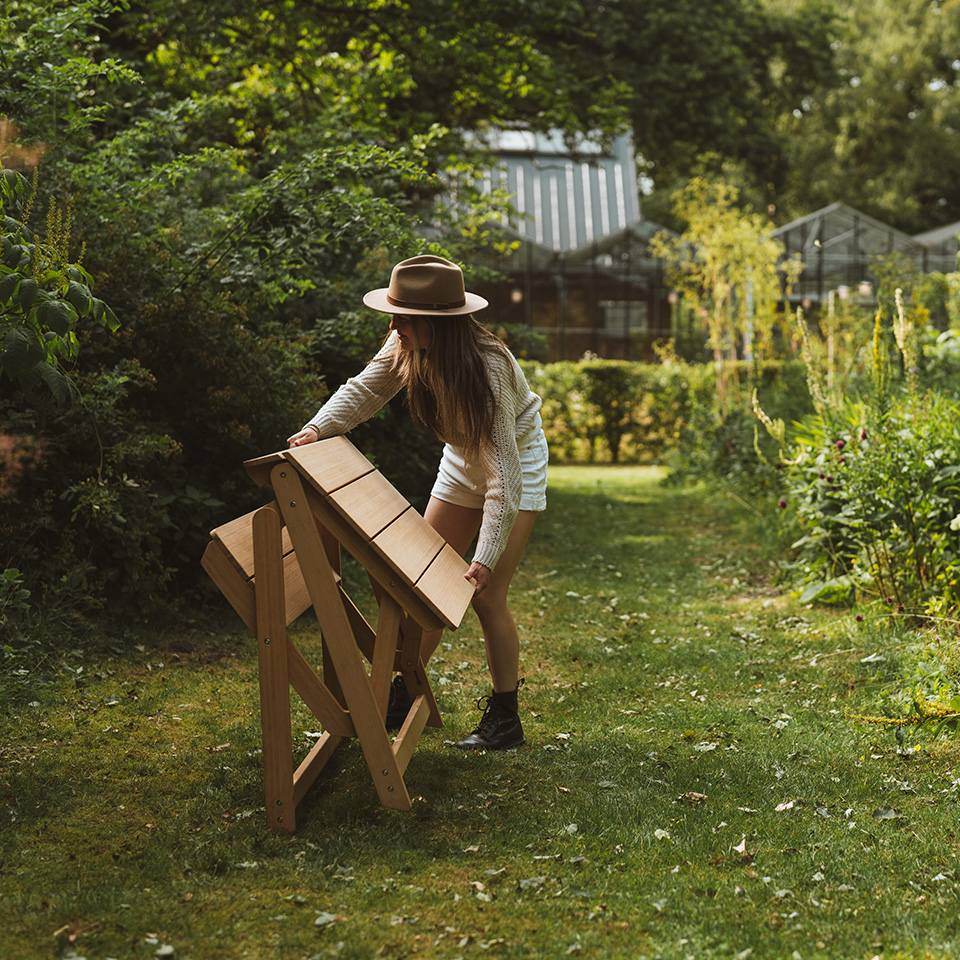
top-left (362, 288), bottom-right (488, 316)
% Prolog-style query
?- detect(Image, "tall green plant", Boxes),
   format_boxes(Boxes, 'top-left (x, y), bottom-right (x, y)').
top-left (651, 178), bottom-right (803, 404)
top-left (755, 284), bottom-right (960, 612)
top-left (0, 169), bottom-right (119, 402)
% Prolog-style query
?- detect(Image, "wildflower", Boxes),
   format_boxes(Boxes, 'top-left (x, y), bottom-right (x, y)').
top-left (885, 597), bottom-right (893, 605)
top-left (826, 475), bottom-right (833, 483)
top-left (836, 439), bottom-right (845, 451)
top-left (860, 429), bottom-right (868, 441)
top-left (839, 457), bottom-right (846, 465)
top-left (778, 499), bottom-right (787, 509)
top-left (897, 605), bottom-right (904, 613)
top-left (856, 615), bottom-right (863, 622)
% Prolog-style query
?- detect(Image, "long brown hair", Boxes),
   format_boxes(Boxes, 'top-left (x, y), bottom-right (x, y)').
top-left (388, 316), bottom-right (516, 458)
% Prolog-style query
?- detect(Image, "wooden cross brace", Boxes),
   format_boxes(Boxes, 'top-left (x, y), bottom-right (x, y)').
top-left (201, 437), bottom-right (475, 830)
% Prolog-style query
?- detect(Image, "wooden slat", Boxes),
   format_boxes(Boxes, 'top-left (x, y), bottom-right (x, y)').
top-left (371, 595), bottom-right (403, 717)
top-left (254, 506), bottom-right (296, 832)
top-left (415, 542), bottom-right (475, 629)
top-left (398, 618), bottom-right (442, 728)
top-left (286, 436), bottom-right (375, 495)
top-left (328, 470), bottom-right (410, 540)
top-left (280, 551), bottom-right (313, 626)
top-left (244, 450), bottom-right (288, 487)
top-left (201, 540), bottom-right (256, 633)
top-left (372, 509), bottom-right (445, 586)
top-left (293, 732), bottom-right (341, 806)
top-left (210, 504), bottom-right (294, 581)
top-left (303, 491), bottom-right (445, 632)
top-left (393, 695), bottom-right (429, 774)
top-left (286, 640), bottom-right (355, 738)
top-left (273, 465), bottom-right (413, 811)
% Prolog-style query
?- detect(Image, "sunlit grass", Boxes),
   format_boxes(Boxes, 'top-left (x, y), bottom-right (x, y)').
top-left (2, 466), bottom-right (960, 959)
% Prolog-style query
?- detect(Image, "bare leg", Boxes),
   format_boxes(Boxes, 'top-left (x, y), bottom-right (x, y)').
top-left (422, 497), bottom-right (537, 692)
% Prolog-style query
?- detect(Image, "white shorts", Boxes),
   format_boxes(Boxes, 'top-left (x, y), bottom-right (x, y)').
top-left (430, 414), bottom-right (548, 512)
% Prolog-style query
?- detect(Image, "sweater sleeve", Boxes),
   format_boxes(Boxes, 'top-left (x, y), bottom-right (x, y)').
top-left (470, 357), bottom-right (524, 571)
top-left (304, 333), bottom-right (405, 438)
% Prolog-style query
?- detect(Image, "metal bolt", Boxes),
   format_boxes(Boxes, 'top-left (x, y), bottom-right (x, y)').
top-left (264, 637), bottom-right (271, 644)
top-left (280, 471), bottom-right (287, 477)
top-left (389, 580), bottom-right (397, 587)
top-left (382, 769), bottom-right (389, 776)
top-left (406, 660), bottom-right (414, 667)
top-left (290, 500), bottom-right (296, 507)
top-left (387, 786), bottom-right (394, 793)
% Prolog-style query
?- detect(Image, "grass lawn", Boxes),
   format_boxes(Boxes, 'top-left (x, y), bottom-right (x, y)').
top-left (3, 464), bottom-right (959, 960)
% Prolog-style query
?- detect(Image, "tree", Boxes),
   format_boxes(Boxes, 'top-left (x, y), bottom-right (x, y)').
top-left (651, 178), bottom-right (802, 402)
top-left (774, 0), bottom-right (960, 232)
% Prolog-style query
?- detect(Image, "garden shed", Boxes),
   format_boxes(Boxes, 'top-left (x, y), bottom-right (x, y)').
top-left (467, 129), bottom-right (676, 361)
top-left (772, 202), bottom-right (927, 306)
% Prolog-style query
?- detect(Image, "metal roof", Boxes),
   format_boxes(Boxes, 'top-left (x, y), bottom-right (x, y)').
top-left (772, 202), bottom-right (927, 300)
top-left (913, 221), bottom-right (960, 245)
top-left (475, 130), bottom-right (641, 253)
top-left (913, 221), bottom-right (960, 274)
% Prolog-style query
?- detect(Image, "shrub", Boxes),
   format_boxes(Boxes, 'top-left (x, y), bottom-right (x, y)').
top-left (756, 292), bottom-right (960, 612)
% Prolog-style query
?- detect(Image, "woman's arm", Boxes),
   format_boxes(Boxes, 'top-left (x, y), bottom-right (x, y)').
top-left (287, 334), bottom-right (404, 447)
top-left (471, 359), bottom-right (523, 571)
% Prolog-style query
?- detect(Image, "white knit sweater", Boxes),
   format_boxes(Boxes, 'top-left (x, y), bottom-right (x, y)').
top-left (304, 332), bottom-right (543, 570)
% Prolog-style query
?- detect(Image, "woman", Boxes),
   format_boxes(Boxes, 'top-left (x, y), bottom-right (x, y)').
top-left (287, 255), bottom-right (547, 750)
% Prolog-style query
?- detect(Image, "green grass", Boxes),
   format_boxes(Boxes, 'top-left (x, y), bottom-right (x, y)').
top-left (3, 465), bottom-right (960, 959)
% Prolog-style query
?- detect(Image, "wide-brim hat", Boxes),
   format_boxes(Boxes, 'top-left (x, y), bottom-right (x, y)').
top-left (363, 255), bottom-right (488, 316)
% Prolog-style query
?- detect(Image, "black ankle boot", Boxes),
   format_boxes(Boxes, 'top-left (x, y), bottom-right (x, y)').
top-left (454, 681), bottom-right (525, 750)
top-left (385, 675), bottom-right (412, 730)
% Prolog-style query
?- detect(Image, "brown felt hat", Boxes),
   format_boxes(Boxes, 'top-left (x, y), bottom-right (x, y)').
top-left (362, 255), bottom-right (488, 316)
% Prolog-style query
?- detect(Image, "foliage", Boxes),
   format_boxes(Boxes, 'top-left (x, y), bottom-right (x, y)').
top-left (521, 354), bottom-right (811, 473)
top-left (755, 288), bottom-right (960, 613)
top-left (0, 169), bottom-right (119, 402)
top-left (110, 0), bottom-right (631, 144)
top-left (651, 178), bottom-right (803, 401)
top-left (774, 0), bottom-right (960, 234)
top-left (0, 0), bottom-right (141, 158)
top-left (602, 0), bottom-right (838, 222)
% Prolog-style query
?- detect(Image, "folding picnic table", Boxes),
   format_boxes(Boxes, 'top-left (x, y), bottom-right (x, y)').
top-left (201, 436), bottom-right (475, 830)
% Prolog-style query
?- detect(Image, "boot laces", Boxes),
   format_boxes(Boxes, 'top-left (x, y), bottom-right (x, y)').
top-left (472, 695), bottom-right (500, 736)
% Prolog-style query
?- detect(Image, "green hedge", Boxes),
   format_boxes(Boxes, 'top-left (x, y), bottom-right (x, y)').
top-left (521, 356), bottom-right (814, 474)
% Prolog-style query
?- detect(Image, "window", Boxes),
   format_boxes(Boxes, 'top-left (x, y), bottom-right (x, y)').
top-left (599, 300), bottom-right (649, 334)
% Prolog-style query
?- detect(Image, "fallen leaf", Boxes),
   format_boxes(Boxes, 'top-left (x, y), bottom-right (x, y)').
top-left (519, 876), bottom-right (546, 890)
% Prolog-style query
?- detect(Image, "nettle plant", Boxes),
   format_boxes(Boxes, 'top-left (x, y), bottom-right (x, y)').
top-left (755, 291), bottom-right (960, 614)
top-left (1, 168), bottom-right (119, 403)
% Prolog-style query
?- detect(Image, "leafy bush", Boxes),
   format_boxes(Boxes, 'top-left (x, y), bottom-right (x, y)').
top-left (1, 169), bottom-right (119, 401)
top-left (756, 292), bottom-right (960, 613)
top-left (772, 393), bottom-right (960, 608)
top-left (523, 354), bottom-right (811, 477)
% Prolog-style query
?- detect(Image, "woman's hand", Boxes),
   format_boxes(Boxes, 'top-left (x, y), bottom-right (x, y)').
top-left (287, 428), bottom-right (319, 448)
top-left (464, 561), bottom-right (491, 595)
